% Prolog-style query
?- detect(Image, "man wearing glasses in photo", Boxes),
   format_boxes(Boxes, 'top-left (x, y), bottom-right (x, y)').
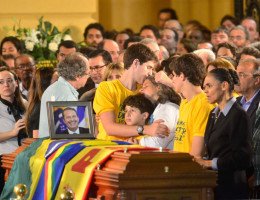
top-left (14, 54), bottom-right (35, 99)
top-left (78, 49), bottom-right (112, 100)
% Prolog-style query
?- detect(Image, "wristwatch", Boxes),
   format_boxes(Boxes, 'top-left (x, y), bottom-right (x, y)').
top-left (137, 125), bottom-right (144, 135)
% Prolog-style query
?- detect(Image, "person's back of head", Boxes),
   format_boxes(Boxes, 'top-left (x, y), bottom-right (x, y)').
top-left (206, 57), bottom-right (235, 72)
top-left (177, 38), bottom-right (197, 55)
top-left (123, 43), bottom-right (158, 70)
top-left (78, 46), bottom-right (96, 58)
top-left (170, 53), bottom-right (206, 86)
top-left (57, 52), bottom-right (88, 81)
top-left (123, 36), bottom-right (142, 49)
top-left (239, 46), bottom-right (260, 60)
top-left (193, 49), bottom-right (216, 66)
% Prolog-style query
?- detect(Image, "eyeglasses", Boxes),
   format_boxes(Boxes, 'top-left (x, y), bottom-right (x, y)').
top-left (89, 64), bottom-right (106, 72)
top-left (229, 36), bottom-right (245, 41)
top-left (237, 72), bottom-right (254, 78)
top-left (15, 63), bottom-right (35, 70)
top-left (0, 78), bottom-right (15, 85)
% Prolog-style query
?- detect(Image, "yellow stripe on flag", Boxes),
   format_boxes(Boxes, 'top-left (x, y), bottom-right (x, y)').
top-left (28, 139), bottom-right (53, 199)
top-left (55, 146), bottom-right (118, 199)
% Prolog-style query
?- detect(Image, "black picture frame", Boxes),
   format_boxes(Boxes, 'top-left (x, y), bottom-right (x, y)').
top-left (47, 101), bottom-right (95, 139)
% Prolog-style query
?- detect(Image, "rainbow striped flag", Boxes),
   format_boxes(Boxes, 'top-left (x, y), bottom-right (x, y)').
top-left (1, 139), bottom-right (150, 199)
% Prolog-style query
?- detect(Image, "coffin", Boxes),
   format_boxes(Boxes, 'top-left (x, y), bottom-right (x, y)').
top-left (93, 150), bottom-right (216, 200)
top-left (1, 139), bottom-right (216, 199)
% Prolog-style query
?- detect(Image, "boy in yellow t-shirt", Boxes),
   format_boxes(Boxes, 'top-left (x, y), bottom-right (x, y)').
top-left (94, 43), bottom-right (169, 141)
top-left (171, 53), bottom-right (214, 157)
top-left (156, 53), bottom-right (214, 157)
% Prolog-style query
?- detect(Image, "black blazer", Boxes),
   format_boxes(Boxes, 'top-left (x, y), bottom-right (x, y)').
top-left (204, 102), bottom-right (251, 199)
top-left (237, 91), bottom-right (260, 133)
top-left (62, 127), bottom-right (90, 134)
top-left (77, 77), bottom-right (95, 98)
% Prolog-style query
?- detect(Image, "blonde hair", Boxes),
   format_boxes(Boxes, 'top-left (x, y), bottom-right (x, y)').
top-left (206, 57), bottom-right (235, 71)
top-left (103, 63), bottom-right (124, 81)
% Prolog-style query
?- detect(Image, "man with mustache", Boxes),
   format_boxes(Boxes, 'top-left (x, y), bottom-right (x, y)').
top-left (83, 23), bottom-right (104, 48)
top-left (14, 54), bottom-right (35, 99)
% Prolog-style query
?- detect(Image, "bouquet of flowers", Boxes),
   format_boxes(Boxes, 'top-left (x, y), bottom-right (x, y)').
top-left (13, 17), bottom-right (72, 63)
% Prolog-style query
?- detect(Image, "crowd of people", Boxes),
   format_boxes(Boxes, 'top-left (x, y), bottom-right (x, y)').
top-left (0, 7), bottom-right (260, 199)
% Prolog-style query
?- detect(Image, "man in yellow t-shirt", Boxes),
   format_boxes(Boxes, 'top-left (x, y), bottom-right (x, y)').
top-left (167, 53), bottom-right (213, 157)
top-left (94, 43), bottom-right (169, 141)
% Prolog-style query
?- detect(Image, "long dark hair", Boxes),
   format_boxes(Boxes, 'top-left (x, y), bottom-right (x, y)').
top-left (25, 67), bottom-right (55, 133)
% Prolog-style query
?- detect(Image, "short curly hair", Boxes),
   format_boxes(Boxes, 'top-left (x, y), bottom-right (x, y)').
top-left (57, 52), bottom-right (88, 81)
top-left (122, 93), bottom-right (155, 123)
top-left (170, 53), bottom-right (206, 86)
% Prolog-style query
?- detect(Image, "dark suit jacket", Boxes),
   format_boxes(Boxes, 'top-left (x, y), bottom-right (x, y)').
top-left (77, 77), bottom-right (95, 98)
top-left (237, 91), bottom-right (260, 133)
top-left (204, 102), bottom-right (251, 199)
top-left (62, 127), bottom-right (90, 134)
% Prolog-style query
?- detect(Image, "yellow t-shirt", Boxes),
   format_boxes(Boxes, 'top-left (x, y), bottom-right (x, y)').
top-left (93, 79), bottom-right (140, 140)
top-left (174, 92), bottom-right (214, 153)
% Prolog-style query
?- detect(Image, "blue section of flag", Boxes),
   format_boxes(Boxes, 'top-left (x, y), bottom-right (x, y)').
top-left (112, 140), bottom-right (132, 145)
top-left (50, 143), bottom-right (85, 200)
top-left (32, 143), bottom-right (85, 200)
top-left (32, 162), bottom-right (46, 200)
top-left (45, 140), bottom-right (71, 159)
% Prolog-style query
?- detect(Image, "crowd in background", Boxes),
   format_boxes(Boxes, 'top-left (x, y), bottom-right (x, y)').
top-left (0, 7), bottom-right (260, 199)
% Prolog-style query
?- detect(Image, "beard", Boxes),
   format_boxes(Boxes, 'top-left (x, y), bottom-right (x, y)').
top-left (21, 78), bottom-right (32, 90)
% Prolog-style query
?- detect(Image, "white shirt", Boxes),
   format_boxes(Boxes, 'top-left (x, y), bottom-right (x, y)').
top-left (68, 128), bottom-right (80, 134)
top-left (140, 102), bottom-right (179, 150)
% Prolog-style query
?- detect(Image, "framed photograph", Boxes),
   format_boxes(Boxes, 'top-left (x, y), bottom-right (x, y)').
top-left (47, 101), bottom-right (95, 139)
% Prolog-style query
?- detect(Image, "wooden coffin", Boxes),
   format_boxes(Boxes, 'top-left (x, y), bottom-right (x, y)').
top-left (93, 150), bottom-right (216, 200)
top-left (1, 141), bottom-right (216, 200)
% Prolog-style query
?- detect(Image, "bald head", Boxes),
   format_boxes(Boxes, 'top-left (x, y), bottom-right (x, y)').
top-left (103, 39), bottom-right (120, 63)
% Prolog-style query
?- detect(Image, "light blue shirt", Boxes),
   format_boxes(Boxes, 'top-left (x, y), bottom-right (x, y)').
top-left (38, 77), bottom-right (79, 138)
top-left (211, 97), bottom-right (236, 170)
top-left (240, 90), bottom-right (260, 111)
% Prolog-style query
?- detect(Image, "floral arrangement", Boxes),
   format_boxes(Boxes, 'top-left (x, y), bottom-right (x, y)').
top-left (12, 17), bottom-right (72, 63)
